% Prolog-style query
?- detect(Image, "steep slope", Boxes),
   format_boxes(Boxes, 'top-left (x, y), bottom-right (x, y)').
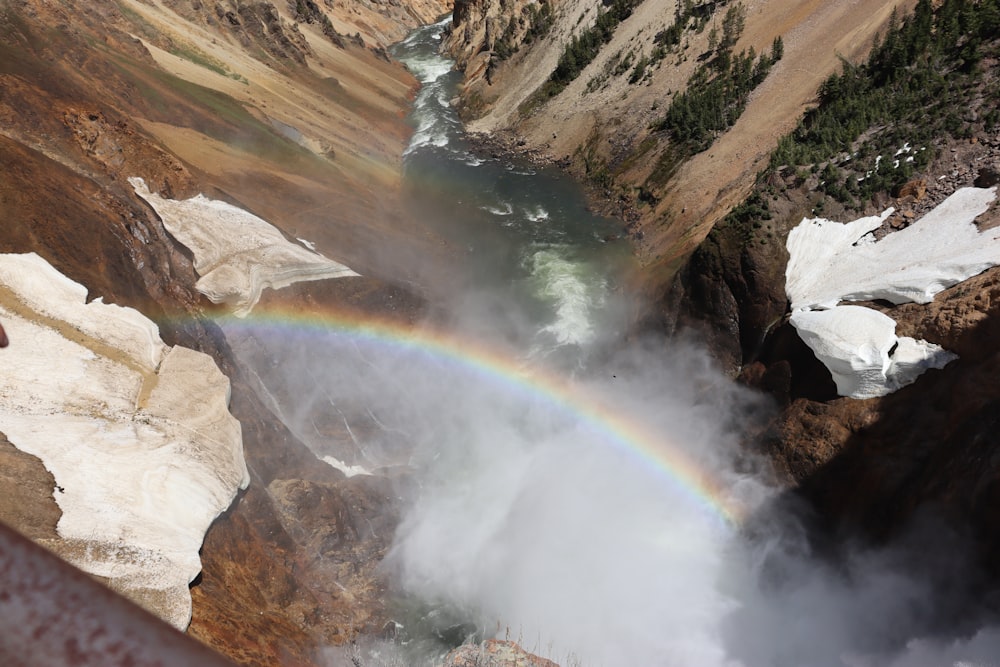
top-left (451, 0), bottom-right (1000, 622)
top-left (445, 0), bottom-right (914, 282)
top-left (665, 0), bottom-right (1000, 581)
top-left (0, 0), bottom-right (449, 664)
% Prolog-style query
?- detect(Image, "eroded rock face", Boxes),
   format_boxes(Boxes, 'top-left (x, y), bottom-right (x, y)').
top-left (443, 639), bottom-right (561, 667)
top-left (671, 139), bottom-right (1000, 578)
top-left (0, 437), bottom-right (61, 543)
top-left (0, 0), bottom-right (439, 662)
top-left (445, 0), bottom-right (550, 96)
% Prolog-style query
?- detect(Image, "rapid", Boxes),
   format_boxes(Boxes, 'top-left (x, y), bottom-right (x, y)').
top-left (268, 18), bottom-right (1000, 667)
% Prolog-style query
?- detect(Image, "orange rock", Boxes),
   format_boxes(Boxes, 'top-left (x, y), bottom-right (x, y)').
top-left (896, 178), bottom-right (927, 201)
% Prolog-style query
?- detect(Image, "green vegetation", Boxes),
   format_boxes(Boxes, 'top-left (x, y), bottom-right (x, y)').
top-left (115, 1), bottom-right (159, 41)
top-left (705, 0), bottom-right (1000, 257)
top-left (522, 0), bottom-right (641, 109)
top-left (494, 2), bottom-right (554, 61)
top-left (645, 3), bottom-right (780, 187)
top-left (771, 0), bottom-right (1000, 207)
top-left (654, 38), bottom-right (780, 153)
top-left (721, 189), bottom-right (772, 244)
top-left (656, 0), bottom-right (725, 52)
top-left (170, 43), bottom-right (248, 84)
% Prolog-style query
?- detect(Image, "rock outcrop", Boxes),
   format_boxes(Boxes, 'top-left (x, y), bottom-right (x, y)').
top-left (0, 0), bottom-right (449, 663)
top-left (444, 639), bottom-right (561, 667)
top-left (669, 115), bottom-right (1000, 582)
top-left (444, 0), bottom-right (914, 281)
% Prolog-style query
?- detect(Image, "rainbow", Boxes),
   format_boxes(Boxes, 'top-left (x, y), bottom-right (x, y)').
top-left (208, 305), bottom-right (745, 527)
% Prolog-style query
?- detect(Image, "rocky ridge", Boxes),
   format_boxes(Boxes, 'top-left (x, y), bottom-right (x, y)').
top-left (0, 0), bottom-right (450, 664)
top-left (443, 0), bottom-right (915, 285)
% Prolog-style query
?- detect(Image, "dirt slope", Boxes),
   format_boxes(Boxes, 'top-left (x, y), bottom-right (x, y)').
top-left (0, 0), bottom-right (450, 663)
top-left (446, 0), bottom-right (916, 285)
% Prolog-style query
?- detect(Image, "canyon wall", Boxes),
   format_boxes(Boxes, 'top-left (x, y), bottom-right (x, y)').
top-left (0, 0), bottom-right (448, 664)
top-left (444, 0), bottom-right (914, 282)
top-left (445, 0), bottom-right (1000, 588)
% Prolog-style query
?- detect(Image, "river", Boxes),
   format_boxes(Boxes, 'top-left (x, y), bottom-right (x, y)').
top-left (230, 17), bottom-right (1000, 667)
top-left (363, 19), bottom-right (756, 665)
top-left (392, 18), bottom-right (636, 369)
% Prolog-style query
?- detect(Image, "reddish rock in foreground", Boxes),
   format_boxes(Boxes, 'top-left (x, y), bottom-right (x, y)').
top-left (444, 640), bottom-right (561, 667)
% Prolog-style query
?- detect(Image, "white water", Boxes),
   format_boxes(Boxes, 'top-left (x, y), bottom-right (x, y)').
top-left (529, 247), bottom-right (605, 348)
top-left (330, 19), bottom-right (1000, 667)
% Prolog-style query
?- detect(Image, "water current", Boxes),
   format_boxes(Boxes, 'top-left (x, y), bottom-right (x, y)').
top-left (241, 18), bottom-right (1000, 667)
top-left (391, 18), bottom-right (635, 365)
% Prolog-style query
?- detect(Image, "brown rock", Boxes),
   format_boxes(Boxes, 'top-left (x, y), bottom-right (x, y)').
top-left (975, 166), bottom-right (1000, 188)
top-left (443, 640), bottom-right (561, 667)
top-left (0, 436), bottom-right (61, 542)
top-left (895, 178), bottom-right (927, 201)
top-left (0, 1), bottom-right (445, 663)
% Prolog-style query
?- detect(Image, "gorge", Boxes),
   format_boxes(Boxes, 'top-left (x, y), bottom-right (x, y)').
top-left (2, 1), bottom-right (1000, 666)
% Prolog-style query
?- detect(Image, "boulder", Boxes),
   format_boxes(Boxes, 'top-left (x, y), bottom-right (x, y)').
top-left (443, 640), bottom-right (561, 667)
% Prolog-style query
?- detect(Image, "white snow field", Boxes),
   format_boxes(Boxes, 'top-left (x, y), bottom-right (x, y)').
top-left (131, 177), bottom-right (359, 317)
top-left (786, 186), bottom-right (999, 398)
top-left (0, 253), bottom-right (249, 629)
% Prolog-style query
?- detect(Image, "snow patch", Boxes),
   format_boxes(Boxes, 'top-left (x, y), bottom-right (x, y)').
top-left (790, 306), bottom-right (956, 398)
top-left (321, 455), bottom-right (373, 477)
top-left (130, 178), bottom-right (359, 317)
top-left (786, 187), bottom-right (998, 398)
top-left (0, 253), bottom-right (249, 630)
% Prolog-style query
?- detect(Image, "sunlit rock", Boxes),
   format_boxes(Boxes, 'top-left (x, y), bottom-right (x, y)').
top-left (786, 187), bottom-right (998, 398)
top-left (130, 177), bottom-right (359, 317)
top-left (443, 639), bottom-right (561, 667)
top-left (0, 252), bottom-right (249, 629)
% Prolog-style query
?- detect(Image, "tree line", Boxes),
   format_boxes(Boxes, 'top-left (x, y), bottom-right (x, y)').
top-left (772, 0), bottom-right (1000, 206)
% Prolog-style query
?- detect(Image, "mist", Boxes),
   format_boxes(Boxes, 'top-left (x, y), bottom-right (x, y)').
top-left (223, 19), bottom-right (1000, 665)
top-left (379, 329), bottom-right (1000, 666)
top-left (228, 294), bottom-right (1000, 667)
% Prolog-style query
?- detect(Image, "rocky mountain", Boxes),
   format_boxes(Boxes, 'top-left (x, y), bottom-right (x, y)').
top-left (4, 0), bottom-right (1000, 664)
top-left (443, 0), bottom-right (916, 279)
top-left (0, 0), bottom-right (449, 664)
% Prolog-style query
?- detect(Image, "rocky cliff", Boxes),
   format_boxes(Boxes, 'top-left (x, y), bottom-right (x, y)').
top-left (0, 0), bottom-right (449, 664)
top-left (443, 0), bottom-right (915, 283)
top-left (664, 0), bottom-right (1000, 582)
top-left (446, 0), bottom-right (1000, 603)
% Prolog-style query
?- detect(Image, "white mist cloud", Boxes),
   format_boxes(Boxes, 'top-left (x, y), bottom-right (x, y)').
top-left (226, 301), bottom-right (1000, 667)
top-left (230, 300), bottom-right (1000, 667)
top-left (383, 338), bottom-right (772, 666)
top-left (378, 332), bottom-right (1000, 667)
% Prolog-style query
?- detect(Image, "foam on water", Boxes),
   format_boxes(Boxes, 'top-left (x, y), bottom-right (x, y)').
top-left (482, 202), bottom-right (513, 216)
top-left (525, 206), bottom-right (549, 222)
top-left (401, 21), bottom-right (457, 155)
top-left (529, 247), bottom-right (606, 347)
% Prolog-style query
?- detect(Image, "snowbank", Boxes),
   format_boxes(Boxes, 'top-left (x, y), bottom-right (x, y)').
top-left (130, 177), bottom-right (359, 317)
top-left (787, 187), bottom-right (999, 310)
top-left (786, 187), bottom-right (998, 398)
top-left (790, 306), bottom-right (956, 398)
top-left (0, 253), bottom-right (249, 629)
